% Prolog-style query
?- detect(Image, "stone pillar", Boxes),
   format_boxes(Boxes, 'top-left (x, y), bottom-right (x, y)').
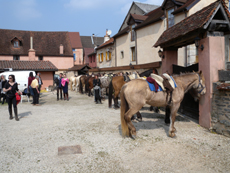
top-left (162, 49), bottom-right (178, 75)
top-left (198, 36), bottom-right (225, 128)
top-left (28, 49), bottom-right (36, 61)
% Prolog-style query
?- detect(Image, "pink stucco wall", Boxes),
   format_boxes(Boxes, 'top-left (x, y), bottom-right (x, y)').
top-left (88, 54), bottom-right (97, 68)
top-left (73, 48), bottom-right (83, 65)
top-left (0, 55), bottom-right (30, 60)
top-left (0, 55), bottom-right (74, 70)
top-left (199, 36), bottom-right (225, 128)
top-left (38, 71), bottom-right (54, 90)
top-left (162, 50), bottom-right (178, 75)
top-left (43, 56), bottom-right (73, 70)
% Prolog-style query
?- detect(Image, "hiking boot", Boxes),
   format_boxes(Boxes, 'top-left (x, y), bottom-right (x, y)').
top-left (14, 108), bottom-right (19, 121)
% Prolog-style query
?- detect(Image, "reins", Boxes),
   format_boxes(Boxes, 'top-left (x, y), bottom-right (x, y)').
top-left (197, 74), bottom-right (206, 94)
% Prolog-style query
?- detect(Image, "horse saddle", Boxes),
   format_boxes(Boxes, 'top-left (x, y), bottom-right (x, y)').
top-left (150, 73), bottom-right (177, 91)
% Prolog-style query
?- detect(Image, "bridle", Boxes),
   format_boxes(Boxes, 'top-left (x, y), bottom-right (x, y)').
top-left (196, 74), bottom-right (206, 94)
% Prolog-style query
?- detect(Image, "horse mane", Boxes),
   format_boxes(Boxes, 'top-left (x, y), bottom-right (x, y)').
top-left (172, 71), bottom-right (198, 78)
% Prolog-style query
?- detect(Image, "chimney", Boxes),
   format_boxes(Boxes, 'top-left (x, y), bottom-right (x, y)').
top-left (104, 29), bottom-right (110, 43)
top-left (30, 37), bottom-right (33, 50)
top-left (60, 44), bottom-right (64, 55)
top-left (28, 36), bottom-right (36, 60)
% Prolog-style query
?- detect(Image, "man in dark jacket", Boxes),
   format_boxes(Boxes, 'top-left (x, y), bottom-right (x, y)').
top-left (57, 73), bottom-right (63, 101)
top-left (93, 75), bottom-right (102, 104)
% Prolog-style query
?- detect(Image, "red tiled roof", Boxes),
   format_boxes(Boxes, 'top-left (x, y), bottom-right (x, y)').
top-left (173, 0), bottom-right (199, 15)
top-left (135, 7), bottom-right (164, 30)
top-left (96, 38), bottom-right (114, 50)
top-left (0, 60), bottom-right (58, 71)
top-left (130, 14), bottom-right (148, 21)
top-left (113, 26), bottom-right (130, 38)
top-left (68, 32), bottom-right (83, 49)
top-left (154, 1), bottom-right (227, 48)
top-left (68, 65), bottom-right (91, 71)
top-left (0, 29), bottom-right (74, 57)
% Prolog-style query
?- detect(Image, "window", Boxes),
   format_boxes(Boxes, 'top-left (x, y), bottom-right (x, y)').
top-left (109, 52), bottom-right (111, 61)
top-left (120, 51), bottom-right (124, 59)
top-left (38, 56), bottom-right (43, 61)
top-left (131, 47), bottom-right (135, 61)
top-left (93, 56), bottom-right (95, 62)
top-left (13, 55), bottom-right (20, 60)
top-left (106, 52), bottom-right (108, 61)
top-left (100, 53), bottom-right (104, 62)
top-left (131, 25), bottom-right (135, 41)
top-left (167, 8), bottom-right (174, 28)
top-left (73, 54), bottom-right (76, 61)
top-left (14, 41), bottom-right (19, 48)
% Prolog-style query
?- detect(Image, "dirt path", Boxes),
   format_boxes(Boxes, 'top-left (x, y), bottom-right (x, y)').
top-left (0, 91), bottom-right (230, 172)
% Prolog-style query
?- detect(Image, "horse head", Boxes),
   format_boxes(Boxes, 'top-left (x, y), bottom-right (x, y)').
top-left (193, 71), bottom-right (206, 99)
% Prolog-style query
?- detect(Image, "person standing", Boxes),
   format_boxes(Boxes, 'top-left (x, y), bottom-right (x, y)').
top-left (31, 76), bottom-right (40, 106)
top-left (61, 74), bottom-right (69, 101)
top-left (0, 75), bottom-right (7, 104)
top-left (3, 75), bottom-right (22, 121)
top-left (28, 72), bottom-right (35, 100)
top-left (37, 73), bottom-right (43, 96)
top-left (93, 75), bottom-right (102, 104)
top-left (57, 73), bottom-right (63, 101)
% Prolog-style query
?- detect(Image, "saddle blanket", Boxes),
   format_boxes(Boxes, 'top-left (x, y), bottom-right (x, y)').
top-left (147, 80), bottom-right (163, 92)
top-left (146, 75), bottom-right (177, 92)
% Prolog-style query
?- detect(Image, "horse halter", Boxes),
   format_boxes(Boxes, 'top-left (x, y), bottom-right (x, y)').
top-left (196, 74), bottom-right (206, 94)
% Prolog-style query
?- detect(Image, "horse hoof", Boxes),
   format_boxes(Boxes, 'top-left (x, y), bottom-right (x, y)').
top-left (169, 132), bottom-right (176, 138)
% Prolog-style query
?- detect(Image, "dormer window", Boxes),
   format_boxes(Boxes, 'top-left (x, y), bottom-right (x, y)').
top-left (14, 41), bottom-right (19, 48)
top-left (167, 8), bottom-right (174, 28)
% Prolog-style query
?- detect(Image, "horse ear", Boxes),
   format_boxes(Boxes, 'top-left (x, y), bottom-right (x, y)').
top-left (199, 71), bottom-right (202, 75)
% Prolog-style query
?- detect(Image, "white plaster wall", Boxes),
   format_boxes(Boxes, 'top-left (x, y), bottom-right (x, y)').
top-left (116, 33), bottom-right (133, 66)
top-left (136, 21), bottom-right (163, 64)
top-left (189, 0), bottom-right (217, 16)
top-left (96, 46), bottom-right (115, 68)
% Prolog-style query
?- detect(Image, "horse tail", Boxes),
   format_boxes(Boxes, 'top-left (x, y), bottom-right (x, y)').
top-left (108, 79), bottom-right (113, 108)
top-left (120, 85), bottom-right (130, 137)
top-left (79, 77), bottom-right (83, 94)
top-left (85, 78), bottom-right (89, 94)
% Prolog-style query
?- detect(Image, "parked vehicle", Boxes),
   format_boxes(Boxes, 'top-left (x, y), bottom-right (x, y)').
top-left (0, 71), bottom-right (36, 92)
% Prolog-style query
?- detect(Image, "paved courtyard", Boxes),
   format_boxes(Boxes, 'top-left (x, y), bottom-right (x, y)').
top-left (0, 91), bottom-right (230, 173)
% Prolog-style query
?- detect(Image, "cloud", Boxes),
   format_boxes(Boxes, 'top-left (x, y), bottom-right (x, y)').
top-left (12, 0), bottom-right (42, 20)
top-left (64, 0), bottom-right (132, 10)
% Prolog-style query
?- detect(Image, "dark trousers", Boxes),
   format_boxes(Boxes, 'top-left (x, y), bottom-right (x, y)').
top-left (1, 93), bottom-right (6, 104)
top-left (32, 88), bottom-right (39, 104)
top-left (7, 96), bottom-right (17, 114)
top-left (57, 87), bottom-right (63, 100)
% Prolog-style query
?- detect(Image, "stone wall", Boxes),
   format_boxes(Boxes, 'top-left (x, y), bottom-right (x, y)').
top-left (211, 83), bottom-right (230, 137)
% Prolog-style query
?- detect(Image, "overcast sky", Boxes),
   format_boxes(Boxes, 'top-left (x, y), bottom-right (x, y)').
top-left (0, 0), bottom-right (163, 37)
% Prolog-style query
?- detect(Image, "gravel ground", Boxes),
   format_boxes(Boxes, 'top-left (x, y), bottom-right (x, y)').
top-left (0, 91), bottom-right (230, 173)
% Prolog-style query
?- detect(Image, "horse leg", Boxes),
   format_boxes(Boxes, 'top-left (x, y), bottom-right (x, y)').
top-left (165, 105), bottom-right (170, 124)
top-left (124, 108), bottom-right (141, 138)
top-left (136, 111), bottom-right (142, 121)
top-left (168, 104), bottom-right (180, 137)
top-left (114, 90), bottom-right (120, 108)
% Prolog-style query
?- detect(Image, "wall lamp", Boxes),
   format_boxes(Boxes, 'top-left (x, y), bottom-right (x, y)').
top-left (158, 49), bottom-right (164, 59)
top-left (129, 63), bottom-right (134, 69)
top-left (194, 37), bottom-right (204, 51)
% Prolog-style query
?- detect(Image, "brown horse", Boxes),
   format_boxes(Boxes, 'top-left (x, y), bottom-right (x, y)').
top-left (120, 71), bottom-right (206, 138)
top-left (108, 76), bottom-right (126, 108)
top-left (85, 76), bottom-right (95, 96)
top-left (79, 75), bottom-right (87, 94)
